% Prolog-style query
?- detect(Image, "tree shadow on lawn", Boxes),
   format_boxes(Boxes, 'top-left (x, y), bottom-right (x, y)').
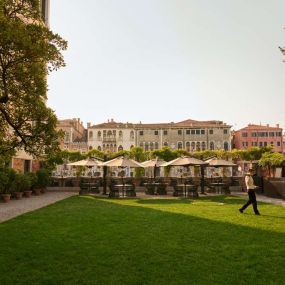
top-left (135, 195), bottom-right (247, 206)
top-left (0, 196), bottom-right (285, 285)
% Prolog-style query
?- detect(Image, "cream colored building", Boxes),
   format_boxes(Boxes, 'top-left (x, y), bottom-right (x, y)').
top-left (87, 119), bottom-right (232, 152)
top-left (87, 119), bottom-right (136, 152)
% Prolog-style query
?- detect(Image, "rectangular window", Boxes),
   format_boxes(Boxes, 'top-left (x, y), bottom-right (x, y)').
top-left (264, 142), bottom-right (267, 146)
top-left (163, 130), bottom-right (167, 135)
top-left (276, 132), bottom-right (282, 137)
top-left (154, 130), bottom-right (158, 135)
top-left (196, 130), bottom-right (200, 135)
top-left (191, 130), bottom-right (195, 135)
top-left (186, 130), bottom-right (190, 135)
top-left (178, 130), bottom-right (182, 135)
top-left (201, 130), bottom-right (205, 135)
top-left (242, 132), bottom-right (248, 137)
top-left (259, 142), bottom-right (263, 147)
top-left (223, 129), bottom-right (228, 134)
top-left (269, 132), bottom-right (275, 137)
top-left (252, 132), bottom-right (257, 137)
top-left (139, 131), bottom-right (143, 136)
top-left (277, 141), bottom-right (281, 146)
top-left (209, 130), bottom-right (213, 135)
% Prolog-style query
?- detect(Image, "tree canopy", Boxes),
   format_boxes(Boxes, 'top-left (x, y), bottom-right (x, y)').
top-left (0, 0), bottom-right (67, 158)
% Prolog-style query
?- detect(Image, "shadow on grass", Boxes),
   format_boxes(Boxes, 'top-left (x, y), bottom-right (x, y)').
top-left (0, 196), bottom-right (284, 285)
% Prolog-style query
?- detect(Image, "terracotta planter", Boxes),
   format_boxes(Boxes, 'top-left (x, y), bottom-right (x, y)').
top-left (40, 187), bottom-right (46, 194)
top-left (14, 192), bottom-right (23, 200)
top-left (33, 188), bottom-right (41, 196)
top-left (24, 190), bottom-right (32, 198)
top-left (1, 193), bottom-right (11, 203)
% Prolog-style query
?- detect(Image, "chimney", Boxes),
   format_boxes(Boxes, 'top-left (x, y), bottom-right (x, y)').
top-left (276, 124), bottom-right (280, 128)
top-left (87, 122), bottom-right (91, 128)
top-left (267, 124), bottom-right (269, 127)
top-left (111, 118), bottom-right (114, 122)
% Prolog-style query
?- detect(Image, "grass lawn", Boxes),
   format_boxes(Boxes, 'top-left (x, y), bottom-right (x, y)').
top-left (0, 195), bottom-right (285, 285)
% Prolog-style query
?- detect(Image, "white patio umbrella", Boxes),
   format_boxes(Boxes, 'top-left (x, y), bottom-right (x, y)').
top-left (102, 156), bottom-right (143, 185)
top-left (141, 158), bottom-right (166, 178)
top-left (162, 156), bottom-right (208, 167)
top-left (67, 158), bottom-right (103, 167)
top-left (102, 156), bottom-right (143, 168)
top-left (205, 158), bottom-right (236, 167)
top-left (162, 156), bottom-right (208, 193)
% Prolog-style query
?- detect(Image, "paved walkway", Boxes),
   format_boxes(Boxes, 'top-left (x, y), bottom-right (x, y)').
top-left (0, 192), bottom-right (76, 223)
top-left (232, 192), bottom-right (285, 207)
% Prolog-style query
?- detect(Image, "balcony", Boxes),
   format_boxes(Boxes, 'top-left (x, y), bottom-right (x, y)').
top-left (103, 136), bottom-right (116, 143)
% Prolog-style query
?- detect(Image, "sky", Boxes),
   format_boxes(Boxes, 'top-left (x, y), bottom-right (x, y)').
top-left (47, 0), bottom-right (285, 130)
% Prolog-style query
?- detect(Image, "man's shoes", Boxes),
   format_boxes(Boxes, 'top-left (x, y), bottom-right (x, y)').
top-left (255, 212), bottom-right (260, 215)
top-left (239, 209), bottom-right (243, 213)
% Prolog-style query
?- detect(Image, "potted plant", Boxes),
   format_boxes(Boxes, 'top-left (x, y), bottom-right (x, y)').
top-left (11, 173), bottom-right (31, 200)
top-left (0, 168), bottom-right (16, 203)
top-left (35, 169), bottom-right (50, 194)
top-left (25, 172), bottom-right (36, 197)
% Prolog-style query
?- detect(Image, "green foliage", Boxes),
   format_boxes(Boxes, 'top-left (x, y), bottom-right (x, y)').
top-left (35, 169), bottom-right (50, 188)
top-left (0, 0), bottom-right (67, 157)
top-left (0, 167), bottom-right (16, 194)
top-left (10, 173), bottom-right (31, 193)
top-left (87, 149), bottom-right (104, 160)
top-left (27, 172), bottom-right (37, 190)
top-left (129, 147), bottom-right (147, 162)
top-left (259, 152), bottom-right (285, 168)
top-left (151, 147), bottom-right (178, 162)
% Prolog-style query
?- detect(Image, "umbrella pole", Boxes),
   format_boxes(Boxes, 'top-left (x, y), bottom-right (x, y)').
top-left (103, 155), bottom-right (107, 195)
top-left (201, 166), bottom-right (206, 195)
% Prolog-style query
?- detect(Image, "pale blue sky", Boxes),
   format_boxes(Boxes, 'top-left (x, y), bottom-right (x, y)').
top-left (47, 0), bottom-right (285, 129)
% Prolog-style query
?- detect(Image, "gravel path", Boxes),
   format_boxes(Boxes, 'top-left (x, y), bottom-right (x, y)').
top-left (0, 192), bottom-right (77, 223)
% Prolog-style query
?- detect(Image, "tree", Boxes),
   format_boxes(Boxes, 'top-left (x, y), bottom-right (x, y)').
top-left (0, 0), bottom-right (67, 157)
top-left (259, 152), bottom-right (285, 177)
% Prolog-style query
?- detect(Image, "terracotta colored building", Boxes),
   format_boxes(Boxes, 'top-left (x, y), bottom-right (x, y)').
top-left (233, 124), bottom-right (283, 153)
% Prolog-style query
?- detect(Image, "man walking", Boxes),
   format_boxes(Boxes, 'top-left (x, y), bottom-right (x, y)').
top-left (239, 168), bottom-right (260, 215)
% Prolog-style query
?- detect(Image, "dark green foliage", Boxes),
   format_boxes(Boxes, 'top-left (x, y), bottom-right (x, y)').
top-left (0, 0), bottom-right (67, 157)
top-left (0, 167), bottom-right (16, 193)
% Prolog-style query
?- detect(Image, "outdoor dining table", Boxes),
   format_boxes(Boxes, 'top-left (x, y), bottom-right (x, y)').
top-left (176, 184), bottom-right (197, 197)
top-left (113, 184), bottom-right (133, 197)
top-left (144, 182), bottom-right (164, 195)
top-left (209, 182), bottom-right (226, 194)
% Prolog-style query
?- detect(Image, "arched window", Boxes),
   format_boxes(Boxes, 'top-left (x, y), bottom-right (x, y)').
top-left (139, 142), bottom-right (144, 148)
top-left (178, 142), bottom-right (183, 149)
top-left (186, 142), bottom-right (191, 152)
top-left (163, 142), bottom-right (168, 147)
top-left (89, 131), bottom-right (93, 139)
top-left (201, 141), bottom-right (206, 151)
top-left (118, 145), bottom-right (123, 151)
top-left (196, 142), bottom-right (201, 151)
top-left (130, 131), bottom-right (134, 140)
top-left (224, 142), bottom-right (229, 151)
top-left (97, 131), bottom-right (101, 139)
top-left (119, 130), bottom-right (123, 138)
top-left (154, 142), bottom-right (159, 150)
top-left (97, 146), bottom-right (101, 151)
top-left (150, 142), bottom-right (154, 151)
top-left (145, 143), bottom-right (149, 151)
top-left (107, 130), bottom-right (112, 137)
top-left (191, 142), bottom-right (195, 151)
top-left (210, 142), bottom-right (215, 150)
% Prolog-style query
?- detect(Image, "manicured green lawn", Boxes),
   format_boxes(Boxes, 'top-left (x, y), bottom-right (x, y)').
top-left (0, 195), bottom-right (284, 285)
